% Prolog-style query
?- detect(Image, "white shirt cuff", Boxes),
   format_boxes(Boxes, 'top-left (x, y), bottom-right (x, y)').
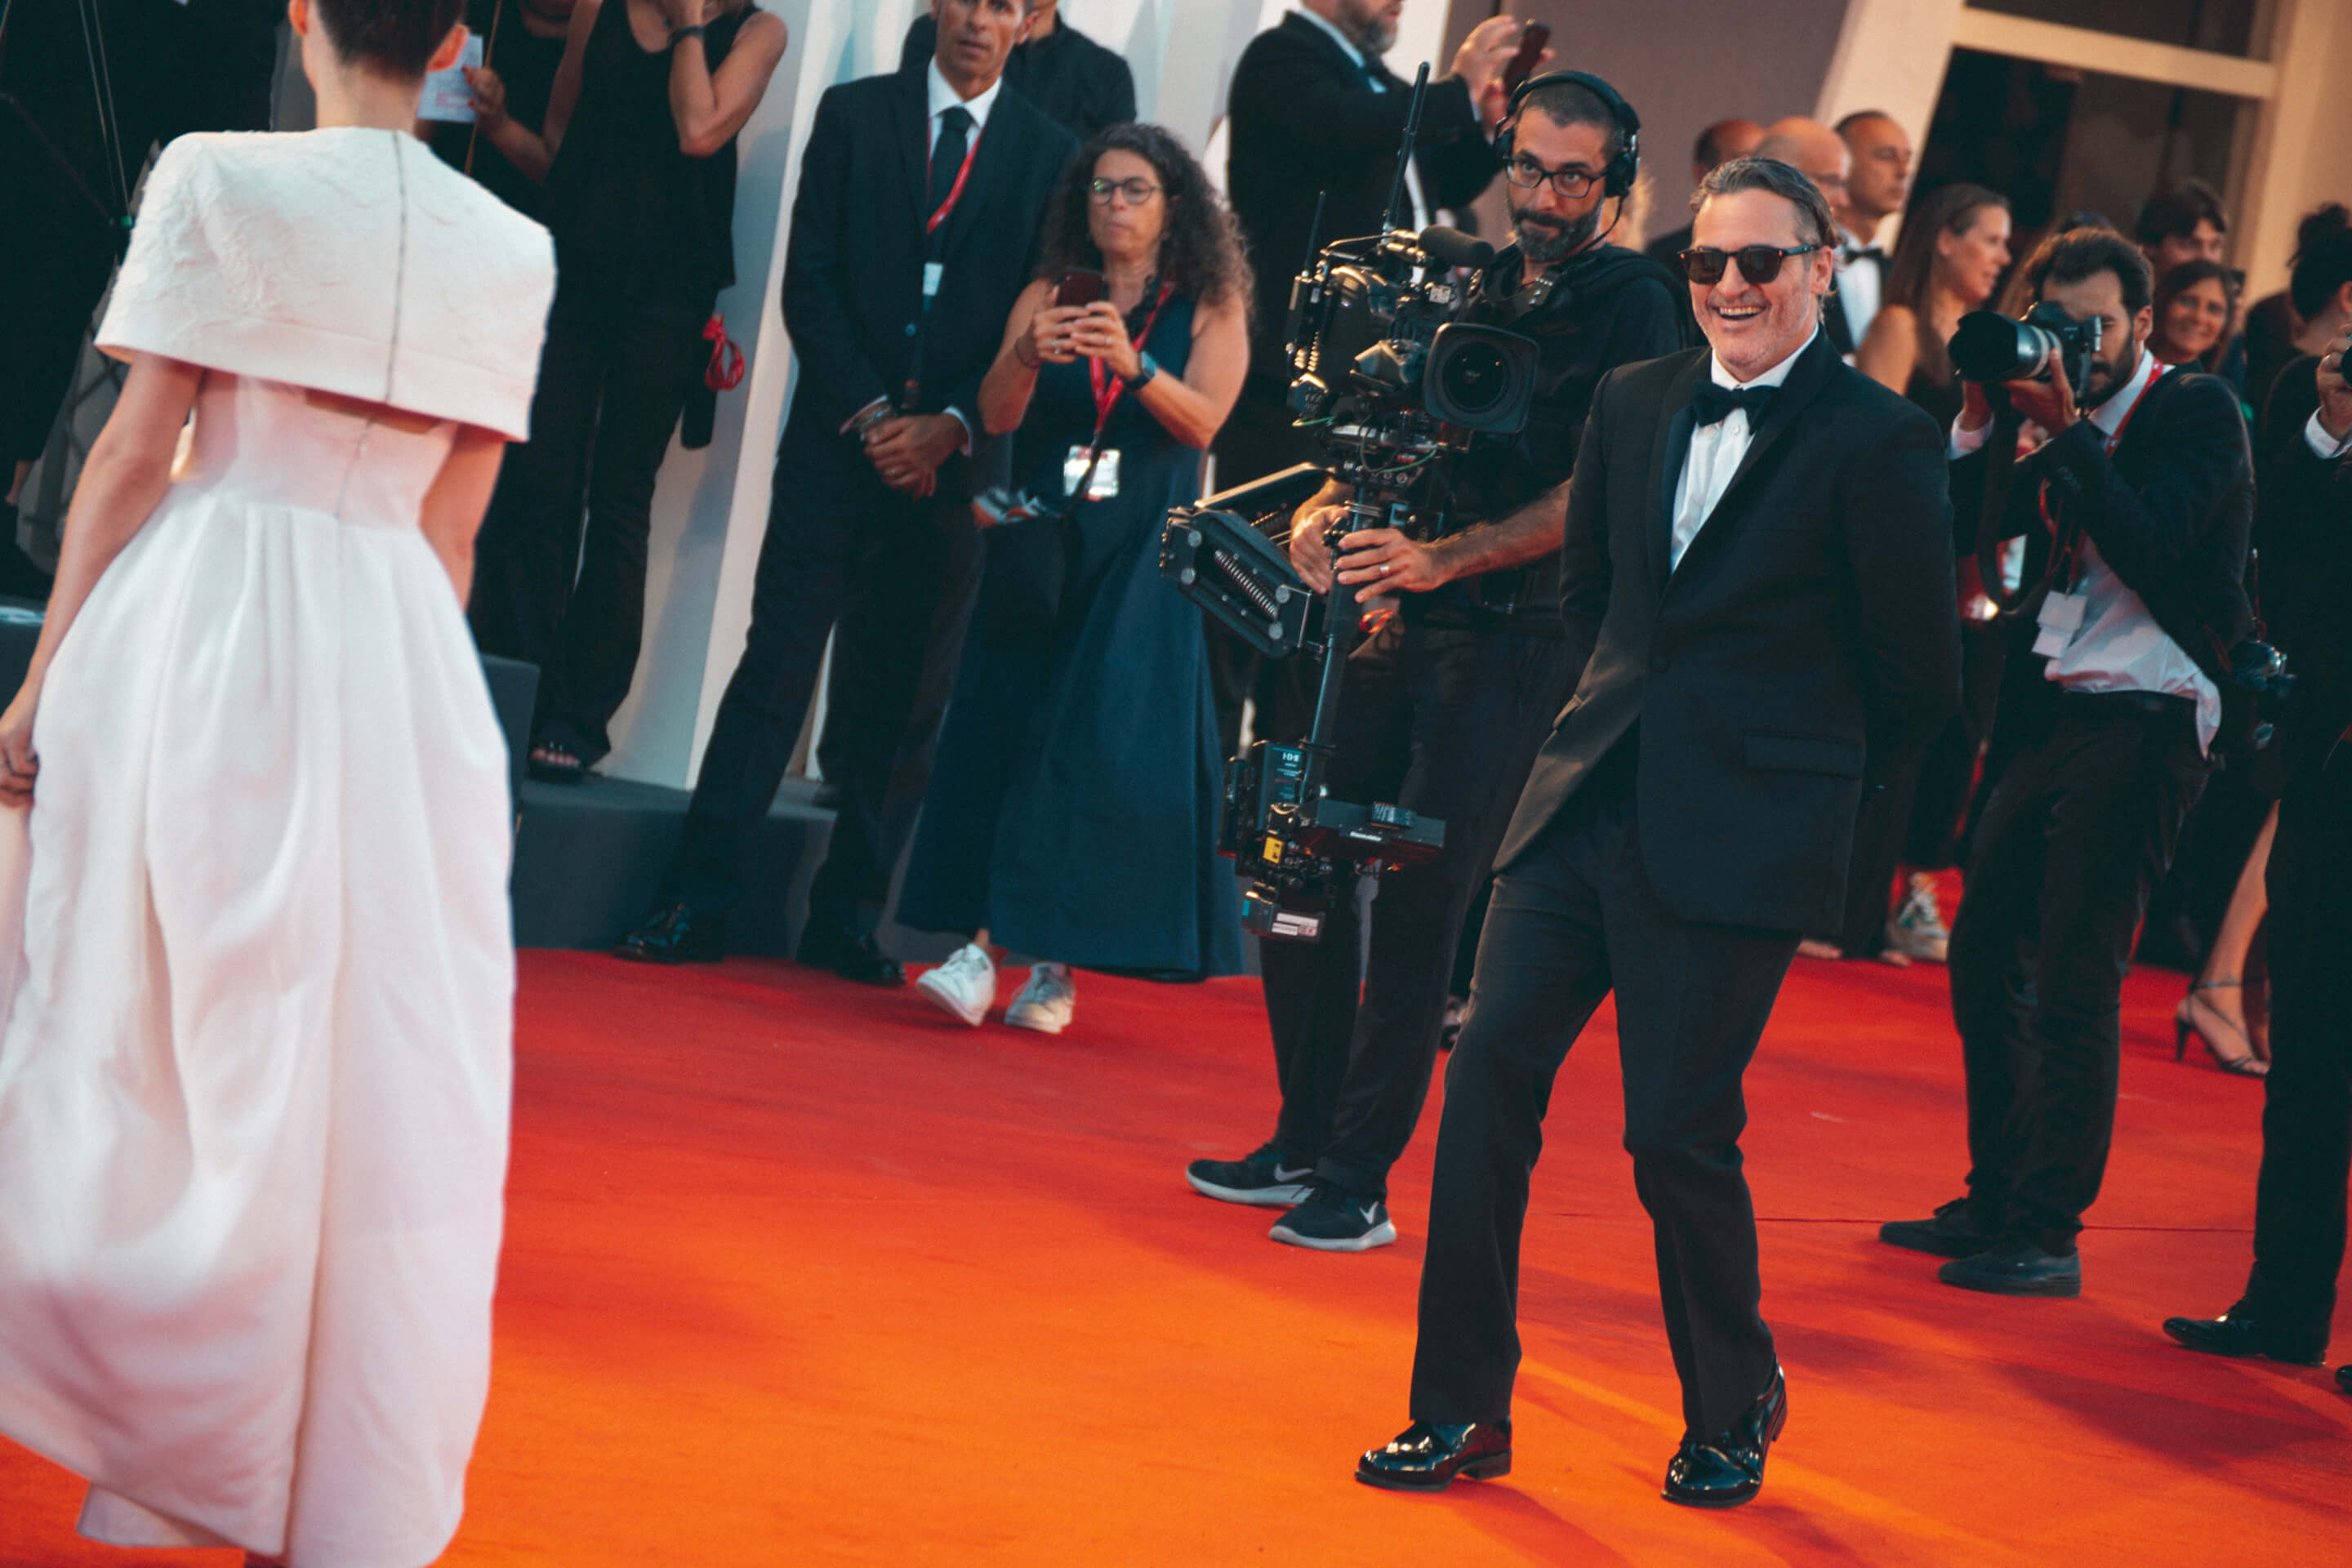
top-left (943, 407), bottom-right (974, 454)
top-left (1949, 416), bottom-right (1991, 460)
top-left (2305, 408), bottom-right (2352, 460)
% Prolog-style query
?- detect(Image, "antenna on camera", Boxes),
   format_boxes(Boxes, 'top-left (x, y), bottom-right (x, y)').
top-left (1379, 63), bottom-right (1432, 238)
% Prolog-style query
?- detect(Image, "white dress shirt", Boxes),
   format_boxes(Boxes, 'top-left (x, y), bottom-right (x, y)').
top-left (2307, 408), bottom-right (2352, 460)
top-left (925, 59), bottom-right (1002, 154)
top-left (1667, 332), bottom-right (1815, 572)
top-left (1835, 229), bottom-right (1882, 362)
top-left (1949, 350), bottom-right (2221, 751)
top-left (1290, 7), bottom-right (1430, 232)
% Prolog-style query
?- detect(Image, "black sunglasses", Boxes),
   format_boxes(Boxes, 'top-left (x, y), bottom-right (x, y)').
top-left (1677, 244), bottom-right (1822, 286)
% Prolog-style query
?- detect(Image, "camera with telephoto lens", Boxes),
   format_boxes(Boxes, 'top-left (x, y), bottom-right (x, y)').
top-left (1950, 302), bottom-right (2104, 391)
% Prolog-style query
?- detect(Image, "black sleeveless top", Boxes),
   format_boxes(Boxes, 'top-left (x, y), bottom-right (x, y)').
top-left (544, 0), bottom-right (749, 294)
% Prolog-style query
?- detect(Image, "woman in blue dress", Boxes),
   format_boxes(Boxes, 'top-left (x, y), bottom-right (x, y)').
top-left (899, 122), bottom-right (1251, 1033)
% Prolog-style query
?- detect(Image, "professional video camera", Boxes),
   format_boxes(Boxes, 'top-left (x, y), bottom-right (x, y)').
top-left (1160, 66), bottom-right (1540, 942)
top-left (1950, 303), bottom-right (2103, 391)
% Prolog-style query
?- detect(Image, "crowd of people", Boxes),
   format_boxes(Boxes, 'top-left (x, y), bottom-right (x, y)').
top-left (0, 0), bottom-right (2348, 1559)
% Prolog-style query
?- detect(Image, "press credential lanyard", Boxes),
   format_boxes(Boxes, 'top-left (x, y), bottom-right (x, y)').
top-left (902, 130), bottom-right (984, 409)
top-left (1065, 283), bottom-right (1174, 501)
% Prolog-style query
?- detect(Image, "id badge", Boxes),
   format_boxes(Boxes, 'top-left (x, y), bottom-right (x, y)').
top-left (1063, 444), bottom-right (1120, 500)
top-left (923, 261), bottom-right (945, 300)
top-left (2032, 589), bottom-right (2087, 659)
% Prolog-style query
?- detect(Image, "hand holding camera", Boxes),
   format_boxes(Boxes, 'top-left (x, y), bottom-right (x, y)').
top-left (1288, 504), bottom-right (1342, 594)
top-left (2319, 328), bottom-right (2352, 445)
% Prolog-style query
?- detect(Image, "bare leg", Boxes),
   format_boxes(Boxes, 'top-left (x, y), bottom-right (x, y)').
top-left (7, 460), bottom-right (29, 509)
top-left (2180, 803), bottom-right (2278, 1071)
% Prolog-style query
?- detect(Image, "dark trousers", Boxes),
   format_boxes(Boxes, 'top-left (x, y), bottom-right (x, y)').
top-left (470, 278), bottom-right (710, 763)
top-left (1260, 622), bottom-right (1575, 1195)
top-left (2241, 752), bottom-right (2352, 1338)
top-left (1948, 688), bottom-right (2210, 1251)
top-left (1410, 769), bottom-right (1797, 1437)
top-left (1205, 374), bottom-right (1322, 756)
top-left (663, 438), bottom-right (980, 927)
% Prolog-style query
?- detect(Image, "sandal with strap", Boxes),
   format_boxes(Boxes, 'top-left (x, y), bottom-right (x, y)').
top-left (2176, 978), bottom-right (2265, 1077)
top-left (526, 739), bottom-right (589, 785)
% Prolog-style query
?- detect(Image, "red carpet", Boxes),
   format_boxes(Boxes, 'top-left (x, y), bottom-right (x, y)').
top-left (4, 947), bottom-right (2349, 1564)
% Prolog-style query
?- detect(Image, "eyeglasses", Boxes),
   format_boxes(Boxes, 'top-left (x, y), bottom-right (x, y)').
top-left (1088, 176), bottom-right (1162, 207)
top-left (1503, 154), bottom-right (1601, 200)
top-left (1677, 244), bottom-right (1822, 286)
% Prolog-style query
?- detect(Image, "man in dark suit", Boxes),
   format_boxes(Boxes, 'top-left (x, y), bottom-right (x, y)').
top-left (1356, 158), bottom-right (1960, 1508)
top-left (1881, 230), bottom-right (2255, 1298)
top-left (616, 0), bottom-right (1076, 978)
top-left (1641, 117), bottom-right (1762, 269)
top-left (1209, 2), bottom-right (1526, 754)
top-left (898, 0), bottom-right (1134, 138)
top-left (2163, 334), bottom-right (2352, 1391)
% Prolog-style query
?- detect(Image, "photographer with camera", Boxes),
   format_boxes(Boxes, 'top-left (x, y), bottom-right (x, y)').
top-left (2163, 333), bottom-right (2352, 1389)
top-left (1183, 74), bottom-right (1683, 1253)
top-left (1881, 229), bottom-right (2258, 1298)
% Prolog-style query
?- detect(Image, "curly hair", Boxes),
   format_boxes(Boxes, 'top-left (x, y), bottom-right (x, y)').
top-left (1033, 123), bottom-right (1252, 323)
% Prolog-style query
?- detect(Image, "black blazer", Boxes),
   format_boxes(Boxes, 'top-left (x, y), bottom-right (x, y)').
top-left (778, 71), bottom-right (1076, 468)
top-left (1949, 364), bottom-right (2255, 688)
top-left (1226, 13), bottom-right (1499, 367)
top-left (1498, 334), bottom-right (1963, 933)
top-left (2252, 372), bottom-right (2352, 786)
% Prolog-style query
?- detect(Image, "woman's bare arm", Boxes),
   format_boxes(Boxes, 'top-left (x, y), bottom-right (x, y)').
top-left (420, 425), bottom-right (512, 605)
top-left (668, 8), bottom-right (789, 157)
top-left (469, 0), bottom-right (600, 183)
top-left (0, 353), bottom-right (204, 802)
top-left (1856, 304), bottom-right (1920, 394)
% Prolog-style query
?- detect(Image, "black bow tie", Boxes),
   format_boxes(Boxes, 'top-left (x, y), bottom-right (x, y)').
top-left (1840, 244), bottom-right (1884, 265)
top-left (1690, 381), bottom-right (1776, 428)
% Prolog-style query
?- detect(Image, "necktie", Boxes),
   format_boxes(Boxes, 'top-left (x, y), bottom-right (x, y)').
top-left (1690, 381), bottom-right (1775, 427)
top-left (928, 105), bottom-right (973, 255)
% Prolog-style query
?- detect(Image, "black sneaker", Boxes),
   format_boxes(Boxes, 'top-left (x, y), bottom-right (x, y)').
top-left (1937, 1239), bottom-right (2082, 1298)
top-left (1879, 1197), bottom-right (1998, 1258)
top-left (1270, 1181), bottom-right (1397, 1252)
top-left (1186, 1143), bottom-right (1315, 1207)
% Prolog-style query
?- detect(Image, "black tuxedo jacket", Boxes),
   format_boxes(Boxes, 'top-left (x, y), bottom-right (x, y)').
top-left (1949, 364), bottom-right (2255, 692)
top-left (778, 70), bottom-right (1076, 479)
top-left (2252, 368), bottom-right (2352, 786)
top-left (1226, 13), bottom-right (1500, 367)
top-left (1498, 333), bottom-right (1963, 933)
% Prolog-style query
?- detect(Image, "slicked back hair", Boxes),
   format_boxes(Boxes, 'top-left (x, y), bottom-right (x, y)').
top-left (1692, 156), bottom-right (1838, 252)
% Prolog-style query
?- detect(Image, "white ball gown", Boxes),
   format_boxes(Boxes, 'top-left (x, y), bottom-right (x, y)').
top-left (0, 127), bottom-right (553, 1566)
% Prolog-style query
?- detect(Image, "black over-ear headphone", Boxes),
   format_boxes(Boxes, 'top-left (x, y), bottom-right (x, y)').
top-left (1494, 69), bottom-right (1642, 200)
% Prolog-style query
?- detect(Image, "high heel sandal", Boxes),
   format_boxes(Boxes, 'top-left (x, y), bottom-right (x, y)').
top-left (2175, 978), bottom-right (2266, 1077)
top-left (525, 739), bottom-right (588, 785)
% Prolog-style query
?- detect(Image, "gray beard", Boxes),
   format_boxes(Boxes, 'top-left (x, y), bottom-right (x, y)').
top-left (1514, 203), bottom-right (1601, 265)
top-left (1340, 9), bottom-right (1398, 53)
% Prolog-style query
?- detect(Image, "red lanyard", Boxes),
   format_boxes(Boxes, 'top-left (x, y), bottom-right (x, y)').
top-left (1085, 283), bottom-right (1174, 434)
top-left (926, 130), bottom-right (982, 237)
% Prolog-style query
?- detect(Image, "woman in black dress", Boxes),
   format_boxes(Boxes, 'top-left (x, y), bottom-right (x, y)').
top-left (465, 0), bottom-right (786, 781)
top-left (898, 124), bottom-right (1252, 1034)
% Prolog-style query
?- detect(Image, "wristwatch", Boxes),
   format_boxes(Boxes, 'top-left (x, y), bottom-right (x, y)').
top-left (1125, 351), bottom-right (1160, 391)
top-left (669, 22), bottom-right (707, 44)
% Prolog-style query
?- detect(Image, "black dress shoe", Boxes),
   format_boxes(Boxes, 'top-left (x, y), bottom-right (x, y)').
top-left (1355, 1419), bottom-right (1512, 1491)
top-left (1664, 1368), bottom-right (1786, 1508)
top-left (614, 902), bottom-right (726, 964)
top-left (1879, 1197), bottom-right (1998, 1258)
top-left (796, 923), bottom-right (906, 987)
top-left (2163, 1304), bottom-right (2327, 1366)
top-left (1937, 1239), bottom-right (2081, 1297)
top-left (2336, 1365), bottom-right (2351, 1396)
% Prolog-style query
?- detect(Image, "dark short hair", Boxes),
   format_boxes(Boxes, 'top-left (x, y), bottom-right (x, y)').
top-left (2292, 203), bottom-right (2350, 265)
top-left (1035, 122), bottom-right (1252, 317)
top-left (314, 0), bottom-right (466, 78)
top-left (2290, 222), bottom-right (2352, 319)
top-left (1517, 79), bottom-right (1625, 167)
top-left (1691, 157), bottom-right (1838, 250)
top-left (1691, 119), bottom-right (1747, 170)
top-left (2134, 180), bottom-right (2228, 247)
top-left (2024, 227), bottom-right (2154, 318)
top-left (2153, 258), bottom-right (2239, 371)
top-left (1833, 109), bottom-right (1894, 138)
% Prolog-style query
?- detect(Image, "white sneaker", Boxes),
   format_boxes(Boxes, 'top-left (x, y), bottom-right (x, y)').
top-left (916, 942), bottom-right (996, 1026)
top-left (1885, 874), bottom-right (1951, 963)
top-left (1003, 961), bottom-right (1076, 1035)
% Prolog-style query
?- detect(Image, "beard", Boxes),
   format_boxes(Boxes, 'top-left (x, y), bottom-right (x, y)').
top-left (1338, 0), bottom-right (1399, 53)
top-left (2075, 331), bottom-right (2141, 409)
top-left (1512, 199), bottom-right (1601, 265)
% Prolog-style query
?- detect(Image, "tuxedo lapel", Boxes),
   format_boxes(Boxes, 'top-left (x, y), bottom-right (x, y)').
top-left (893, 72), bottom-right (929, 238)
top-left (1664, 332), bottom-right (1840, 589)
top-left (1647, 354), bottom-right (1709, 591)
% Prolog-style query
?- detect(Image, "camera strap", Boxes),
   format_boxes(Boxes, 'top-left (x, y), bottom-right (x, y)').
top-left (2034, 360), bottom-right (2170, 591)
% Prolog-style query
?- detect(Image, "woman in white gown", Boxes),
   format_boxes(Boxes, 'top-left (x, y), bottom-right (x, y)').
top-left (0, 2), bottom-right (553, 1563)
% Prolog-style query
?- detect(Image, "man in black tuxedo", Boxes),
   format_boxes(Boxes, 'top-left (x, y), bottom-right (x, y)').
top-left (2163, 334), bottom-right (2352, 1390)
top-left (1209, 2), bottom-right (1526, 753)
top-left (1356, 158), bottom-right (1960, 1508)
top-left (1829, 111), bottom-right (1909, 358)
top-left (1882, 230), bottom-right (2254, 1298)
top-left (616, 0), bottom-right (1076, 978)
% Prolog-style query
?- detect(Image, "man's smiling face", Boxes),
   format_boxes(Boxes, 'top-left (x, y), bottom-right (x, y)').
top-left (1690, 188), bottom-right (1832, 381)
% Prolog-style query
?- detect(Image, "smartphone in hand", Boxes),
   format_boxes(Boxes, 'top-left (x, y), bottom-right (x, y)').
top-left (1054, 267), bottom-right (1107, 309)
top-left (1503, 23), bottom-right (1551, 95)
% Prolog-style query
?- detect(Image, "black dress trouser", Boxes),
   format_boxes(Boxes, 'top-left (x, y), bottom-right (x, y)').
top-left (2241, 751), bottom-right (2352, 1339)
top-left (1410, 761), bottom-right (1798, 1437)
top-left (663, 437), bottom-right (980, 927)
top-left (1948, 688), bottom-right (2211, 1253)
top-left (1259, 621), bottom-right (1575, 1196)
top-left (470, 277), bottom-right (710, 763)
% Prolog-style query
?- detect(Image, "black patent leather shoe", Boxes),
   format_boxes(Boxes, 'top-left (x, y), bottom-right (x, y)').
top-left (2336, 1365), bottom-right (2351, 1396)
top-left (1879, 1197), bottom-right (1998, 1258)
top-left (796, 923), bottom-right (906, 987)
top-left (1937, 1240), bottom-right (2082, 1297)
top-left (1663, 1368), bottom-right (1786, 1509)
top-left (1355, 1420), bottom-right (1512, 1491)
top-left (2163, 1304), bottom-right (2327, 1366)
top-left (614, 902), bottom-right (726, 964)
